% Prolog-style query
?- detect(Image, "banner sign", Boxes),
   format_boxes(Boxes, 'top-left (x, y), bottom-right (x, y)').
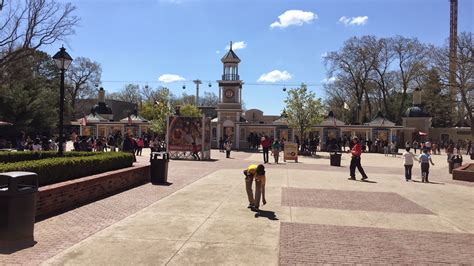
top-left (284, 141), bottom-right (298, 162)
top-left (167, 116), bottom-right (203, 152)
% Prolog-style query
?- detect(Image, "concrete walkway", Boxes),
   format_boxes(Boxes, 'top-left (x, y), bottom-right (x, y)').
top-left (44, 151), bottom-right (474, 265)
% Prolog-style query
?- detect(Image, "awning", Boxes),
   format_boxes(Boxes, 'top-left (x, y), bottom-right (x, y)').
top-left (418, 131), bottom-right (428, 136)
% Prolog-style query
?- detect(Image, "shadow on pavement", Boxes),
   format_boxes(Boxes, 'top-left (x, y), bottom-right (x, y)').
top-left (152, 182), bottom-right (173, 186)
top-left (0, 240), bottom-right (37, 254)
top-left (254, 209), bottom-right (279, 220)
top-left (360, 180), bottom-right (377, 184)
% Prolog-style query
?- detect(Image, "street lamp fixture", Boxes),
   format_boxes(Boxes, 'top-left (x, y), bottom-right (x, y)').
top-left (52, 46), bottom-right (73, 156)
top-left (0, 0), bottom-right (4, 11)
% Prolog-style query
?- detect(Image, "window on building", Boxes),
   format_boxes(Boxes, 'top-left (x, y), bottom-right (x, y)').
top-left (212, 127), bottom-right (217, 140)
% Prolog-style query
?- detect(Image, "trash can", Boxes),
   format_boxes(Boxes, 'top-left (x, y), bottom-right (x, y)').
top-left (150, 152), bottom-right (169, 184)
top-left (0, 171), bottom-right (38, 243)
top-left (449, 155), bottom-right (463, 174)
top-left (330, 152), bottom-right (341, 166)
top-left (452, 155), bottom-right (463, 171)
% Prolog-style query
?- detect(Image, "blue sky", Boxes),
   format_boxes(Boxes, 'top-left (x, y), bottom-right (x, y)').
top-left (47, 0), bottom-right (472, 115)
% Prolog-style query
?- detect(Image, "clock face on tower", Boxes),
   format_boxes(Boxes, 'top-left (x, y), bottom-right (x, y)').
top-left (224, 89), bottom-right (234, 98)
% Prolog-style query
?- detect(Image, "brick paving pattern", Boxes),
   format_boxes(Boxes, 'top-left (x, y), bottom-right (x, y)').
top-left (280, 222), bottom-right (474, 265)
top-left (282, 187), bottom-right (434, 214)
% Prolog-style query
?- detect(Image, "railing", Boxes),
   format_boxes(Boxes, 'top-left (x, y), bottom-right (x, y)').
top-left (222, 74), bottom-right (240, 81)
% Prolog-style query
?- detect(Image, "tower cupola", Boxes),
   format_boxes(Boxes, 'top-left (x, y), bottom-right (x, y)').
top-left (221, 42), bottom-right (240, 81)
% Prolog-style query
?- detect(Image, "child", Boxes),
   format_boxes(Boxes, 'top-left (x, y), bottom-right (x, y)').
top-left (191, 142), bottom-right (200, 160)
top-left (419, 148), bottom-right (435, 182)
top-left (402, 147), bottom-right (418, 181)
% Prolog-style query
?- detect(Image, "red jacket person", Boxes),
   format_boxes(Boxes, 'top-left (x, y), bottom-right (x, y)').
top-left (349, 136), bottom-right (369, 181)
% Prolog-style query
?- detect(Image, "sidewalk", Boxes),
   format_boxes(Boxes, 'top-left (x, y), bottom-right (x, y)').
top-left (1, 149), bottom-right (473, 265)
top-left (45, 151), bottom-right (473, 265)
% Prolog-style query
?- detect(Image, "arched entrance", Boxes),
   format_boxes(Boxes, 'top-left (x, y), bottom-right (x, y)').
top-left (223, 120), bottom-right (235, 141)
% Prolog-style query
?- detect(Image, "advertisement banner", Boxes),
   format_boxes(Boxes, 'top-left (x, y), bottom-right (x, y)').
top-left (202, 117), bottom-right (211, 160)
top-left (284, 141), bottom-right (298, 162)
top-left (167, 116), bottom-right (203, 152)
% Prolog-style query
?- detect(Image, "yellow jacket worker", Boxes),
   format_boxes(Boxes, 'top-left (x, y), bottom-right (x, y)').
top-left (244, 164), bottom-right (267, 210)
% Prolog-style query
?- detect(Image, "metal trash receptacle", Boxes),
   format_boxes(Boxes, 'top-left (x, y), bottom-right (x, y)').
top-left (150, 152), bottom-right (169, 184)
top-left (452, 155), bottom-right (463, 172)
top-left (0, 171), bottom-right (38, 243)
top-left (330, 152), bottom-right (341, 166)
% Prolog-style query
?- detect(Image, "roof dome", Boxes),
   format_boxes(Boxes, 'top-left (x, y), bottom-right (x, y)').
top-left (405, 106), bottom-right (427, 117)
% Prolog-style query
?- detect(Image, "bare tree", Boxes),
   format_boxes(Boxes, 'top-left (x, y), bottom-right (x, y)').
top-left (391, 36), bottom-right (429, 124)
top-left (432, 32), bottom-right (474, 133)
top-left (369, 38), bottom-right (396, 118)
top-left (66, 57), bottom-right (101, 117)
top-left (107, 84), bottom-right (142, 104)
top-left (325, 36), bottom-right (377, 124)
top-left (199, 91), bottom-right (219, 107)
top-left (0, 0), bottom-right (78, 74)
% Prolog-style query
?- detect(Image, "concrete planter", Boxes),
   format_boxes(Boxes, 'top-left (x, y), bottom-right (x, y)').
top-left (36, 164), bottom-right (150, 218)
top-left (452, 163), bottom-right (474, 182)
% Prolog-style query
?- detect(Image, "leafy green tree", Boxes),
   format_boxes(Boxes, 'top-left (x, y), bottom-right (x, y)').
top-left (0, 51), bottom-right (59, 137)
top-left (140, 88), bottom-right (172, 136)
top-left (421, 69), bottom-right (456, 127)
top-left (179, 104), bottom-right (202, 117)
top-left (284, 84), bottom-right (324, 149)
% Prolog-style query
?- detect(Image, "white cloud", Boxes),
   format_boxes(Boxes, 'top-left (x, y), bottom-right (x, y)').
top-left (158, 74), bottom-right (185, 83)
top-left (338, 16), bottom-right (368, 26)
top-left (321, 52), bottom-right (328, 58)
top-left (322, 77), bottom-right (337, 83)
top-left (225, 41), bottom-right (247, 50)
top-left (270, 10), bottom-right (317, 28)
top-left (216, 50), bottom-right (220, 54)
top-left (257, 70), bottom-right (292, 83)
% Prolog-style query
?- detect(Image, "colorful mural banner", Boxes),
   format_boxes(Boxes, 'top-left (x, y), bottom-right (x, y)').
top-left (167, 116), bottom-right (203, 152)
top-left (284, 141), bottom-right (298, 162)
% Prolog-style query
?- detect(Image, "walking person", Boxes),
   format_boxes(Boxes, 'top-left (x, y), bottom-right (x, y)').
top-left (419, 148), bottom-right (434, 182)
top-left (192, 142), bottom-right (200, 160)
top-left (261, 135), bottom-right (271, 163)
top-left (224, 139), bottom-right (232, 158)
top-left (271, 139), bottom-right (281, 164)
top-left (467, 140), bottom-right (472, 155)
top-left (122, 134), bottom-right (136, 162)
top-left (136, 137), bottom-right (144, 156)
top-left (219, 137), bottom-right (224, 153)
top-left (402, 147), bottom-right (418, 181)
top-left (383, 141), bottom-right (389, 156)
top-left (349, 136), bottom-right (369, 181)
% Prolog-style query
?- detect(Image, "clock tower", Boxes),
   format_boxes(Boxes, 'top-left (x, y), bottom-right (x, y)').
top-left (216, 42), bottom-right (243, 143)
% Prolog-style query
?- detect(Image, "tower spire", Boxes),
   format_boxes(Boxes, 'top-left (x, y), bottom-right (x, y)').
top-left (230, 41), bottom-right (233, 51)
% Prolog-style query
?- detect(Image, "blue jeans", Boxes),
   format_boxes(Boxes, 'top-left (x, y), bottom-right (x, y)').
top-left (404, 165), bottom-right (413, 180)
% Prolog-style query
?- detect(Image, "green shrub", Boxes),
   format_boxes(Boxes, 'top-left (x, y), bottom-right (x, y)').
top-left (0, 151), bottom-right (96, 163)
top-left (0, 152), bottom-right (135, 186)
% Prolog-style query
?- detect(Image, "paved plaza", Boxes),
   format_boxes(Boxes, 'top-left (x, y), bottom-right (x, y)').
top-left (1, 149), bottom-right (473, 265)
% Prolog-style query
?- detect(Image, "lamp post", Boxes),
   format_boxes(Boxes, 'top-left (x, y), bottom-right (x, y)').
top-left (52, 46), bottom-right (73, 156)
top-left (0, 0), bottom-right (4, 11)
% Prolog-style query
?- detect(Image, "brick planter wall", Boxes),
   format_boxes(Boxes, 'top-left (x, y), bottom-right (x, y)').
top-left (452, 163), bottom-right (474, 182)
top-left (36, 165), bottom-right (150, 218)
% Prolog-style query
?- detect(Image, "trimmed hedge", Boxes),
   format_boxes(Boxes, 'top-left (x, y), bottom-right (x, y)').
top-left (0, 151), bottom-right (96, 163)
top-left (0, 152), bottom-right (135, 186)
